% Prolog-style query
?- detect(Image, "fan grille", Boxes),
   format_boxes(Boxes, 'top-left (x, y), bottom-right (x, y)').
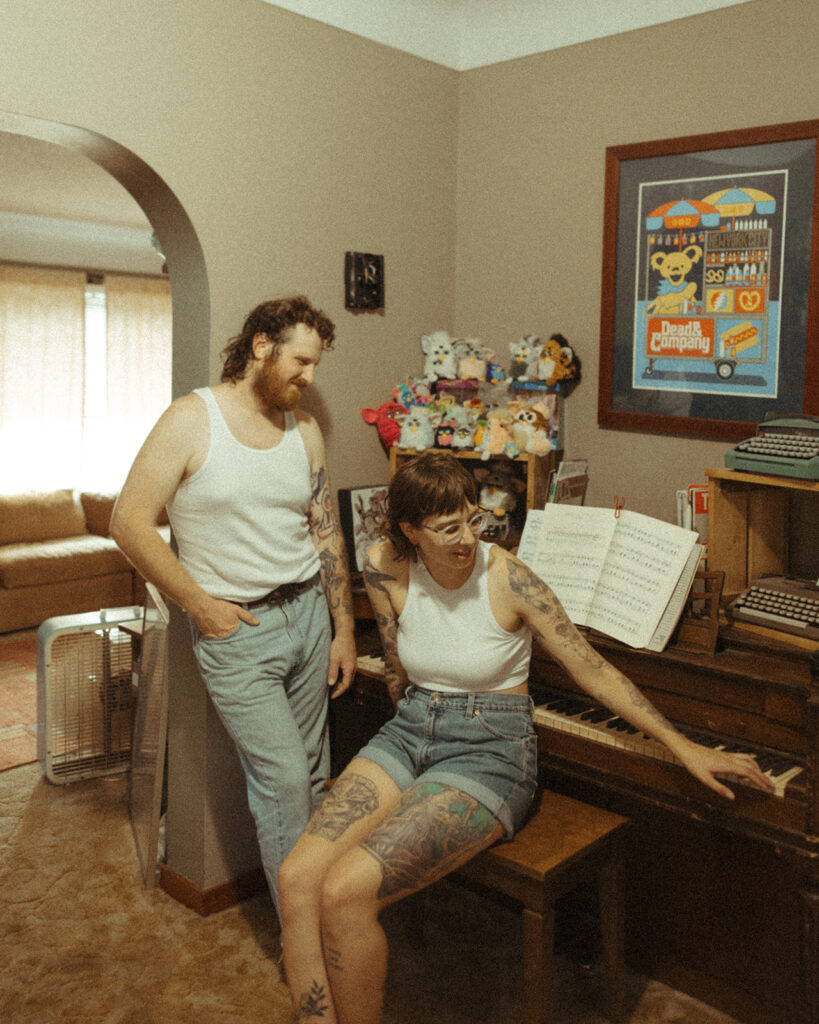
top-left (41, 625), bottom-right (135, 782)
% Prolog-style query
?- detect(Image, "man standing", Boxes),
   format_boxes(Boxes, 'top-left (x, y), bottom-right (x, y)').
top-left (111, 295), bottom-right (357, 917)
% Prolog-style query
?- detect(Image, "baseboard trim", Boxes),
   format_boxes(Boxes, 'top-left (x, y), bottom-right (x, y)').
top-left (159, 863), bottom-right (267, 916)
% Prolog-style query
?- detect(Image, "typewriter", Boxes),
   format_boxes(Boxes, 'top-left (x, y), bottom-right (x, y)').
top-left (724, 415), bottom-right (819, 479)
top-left (726, 575), bottom-right (819, 643)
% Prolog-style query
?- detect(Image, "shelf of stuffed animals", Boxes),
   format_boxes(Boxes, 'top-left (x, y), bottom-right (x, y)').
top-left (389, 447), bottom-right (557, 549)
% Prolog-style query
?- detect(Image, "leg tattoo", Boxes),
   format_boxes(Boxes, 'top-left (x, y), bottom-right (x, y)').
top-left (361, 782), bottom-right (497, 900)
top-left (305, 774), bottom-right (380, 842)
top-left (294, 980), bottom-right (329, 1022)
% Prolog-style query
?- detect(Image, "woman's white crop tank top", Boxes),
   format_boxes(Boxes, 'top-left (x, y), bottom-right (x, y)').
top-left (166, 387), bottom-right (320, 601)
top-left (397, 541), bottom-right (532, 693)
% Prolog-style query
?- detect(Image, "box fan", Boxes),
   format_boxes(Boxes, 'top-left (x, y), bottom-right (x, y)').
top-left (37, 606), bottom-right (142, 784)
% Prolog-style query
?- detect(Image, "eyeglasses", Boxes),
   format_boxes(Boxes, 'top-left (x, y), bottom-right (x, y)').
top-left (422, 510), bottom-right (491, 545)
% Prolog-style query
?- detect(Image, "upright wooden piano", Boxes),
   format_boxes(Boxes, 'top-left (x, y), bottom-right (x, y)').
top-left (529, 627), bottom-right (819, 1024)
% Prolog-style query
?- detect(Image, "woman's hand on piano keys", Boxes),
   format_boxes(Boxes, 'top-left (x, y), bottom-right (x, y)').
top-left (673, 739), bottom-right (777, 800)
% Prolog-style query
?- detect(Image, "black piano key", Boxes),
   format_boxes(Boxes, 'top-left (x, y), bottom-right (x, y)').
top-left (581, 708), bottom-right (615, 723)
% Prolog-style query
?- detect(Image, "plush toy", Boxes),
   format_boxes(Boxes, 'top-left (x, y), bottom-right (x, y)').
top-left (529, 333), bottom-right (580, 387)
top-left (421, 330), bottom-right (457, 383)
top-left (473, 463), bottom-right (526, 540)
top-left (393, 376), bottom-right (434, 409)
top-left (361, 400), bottom-right (406, 449)
top-left (434, 420), bottom-right (458, 449)
top-left (454, 337), bottom-right (489, 381)
top-left (509, 399), bottom-right (555, 455)
top-left (397, 407), bottom-right (439, 451)
top-left (451, 423), bottom-right (475, 449)
top-left (475, 407), bottom-right (520, 460)
top-left (508, 334), bottom-right (539, 381)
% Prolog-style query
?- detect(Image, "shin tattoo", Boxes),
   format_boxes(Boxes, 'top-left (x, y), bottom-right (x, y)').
top-left (293, 980), bottom-right (330, 1022)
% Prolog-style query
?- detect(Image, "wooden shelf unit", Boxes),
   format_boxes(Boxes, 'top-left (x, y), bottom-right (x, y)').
top-left (706, 467), bottom-right (819, 598)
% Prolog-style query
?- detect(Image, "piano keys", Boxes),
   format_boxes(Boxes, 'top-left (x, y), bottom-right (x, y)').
top-left (534, 687), bottom-right (804, 798)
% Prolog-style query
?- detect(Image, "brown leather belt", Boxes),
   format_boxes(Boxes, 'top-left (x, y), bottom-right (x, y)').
top-left (238, 571), bottom-right (321, 610)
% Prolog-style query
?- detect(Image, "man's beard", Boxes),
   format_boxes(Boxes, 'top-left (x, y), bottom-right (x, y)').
top-left (252, 356), bottom-right (301, 412)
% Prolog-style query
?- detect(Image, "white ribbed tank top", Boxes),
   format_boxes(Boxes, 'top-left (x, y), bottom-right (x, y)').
top-left (397, 541), bottom-right (532, 692)
top-left (167, 387), bottom-right (320, 601)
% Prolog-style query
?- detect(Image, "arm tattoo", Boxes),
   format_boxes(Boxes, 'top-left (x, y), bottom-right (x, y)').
top-left (305, 774), bottom-right (380, 841)
top-left (362, 554), bottom-right (395, 596)
top-left (293, 980), bottom-right (329, 1021)
top-left (309, 466), bottom-right (333, 539)
top-left (375, 611), bottom-right (406, 703)
top-left (591, 670), bottom-right (676, 734)
top-left (309, 467), bottom-right (354, 621)
top-left (363, 555), bottom-right (407, 702)
top-left (361, 782), bottom-right (497, 901)
top-left (506, 559), bottom-right (605, 670)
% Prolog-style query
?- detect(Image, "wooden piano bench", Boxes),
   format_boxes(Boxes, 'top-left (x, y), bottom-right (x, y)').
top-left (453, 788), bottom-right (629, 1024)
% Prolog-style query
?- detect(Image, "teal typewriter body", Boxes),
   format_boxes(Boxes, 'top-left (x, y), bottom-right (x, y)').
top-left (724, 415), bottom-right (819, 480)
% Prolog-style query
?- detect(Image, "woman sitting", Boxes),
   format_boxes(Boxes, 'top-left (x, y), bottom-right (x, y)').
top-left (278, 450), bottom-right (772, 1024)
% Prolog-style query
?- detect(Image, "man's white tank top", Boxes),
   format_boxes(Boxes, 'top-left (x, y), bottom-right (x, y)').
top-left (166, 387), bottom-right (320, 601)
top-left (397, 541), bottom-right (532, 693)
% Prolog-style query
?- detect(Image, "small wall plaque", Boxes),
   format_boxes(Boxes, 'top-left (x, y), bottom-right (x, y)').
top-left (345, 251), bottom-right (384, 310)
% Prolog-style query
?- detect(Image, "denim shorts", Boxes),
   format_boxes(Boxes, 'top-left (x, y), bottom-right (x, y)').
top-left (356, 685), bottom-right (538, 838)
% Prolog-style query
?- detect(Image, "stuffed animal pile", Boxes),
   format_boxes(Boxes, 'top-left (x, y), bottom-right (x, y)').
top-left (361, 329), bottom-right (580, 459)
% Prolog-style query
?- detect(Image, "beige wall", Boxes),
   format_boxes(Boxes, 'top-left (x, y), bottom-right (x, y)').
top-left (1, 0), bottom-right (459, 495)
top-left (456, 0), bottom-right (818, 522)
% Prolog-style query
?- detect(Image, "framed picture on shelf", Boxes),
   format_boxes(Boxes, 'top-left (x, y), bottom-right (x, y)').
top-left (338, 485), bottom-right (389, 573)
top-left (598, 120), bottom-right (819, 440)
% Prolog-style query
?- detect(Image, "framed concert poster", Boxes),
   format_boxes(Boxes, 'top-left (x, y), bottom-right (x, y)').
top-left (597, 120), bottom-right (819, 440)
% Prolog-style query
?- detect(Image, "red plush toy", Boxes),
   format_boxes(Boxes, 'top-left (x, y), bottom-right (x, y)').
top-left (361, 400), bottom-right (406, 449)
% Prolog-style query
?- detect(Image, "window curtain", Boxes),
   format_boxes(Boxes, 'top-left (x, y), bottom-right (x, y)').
top-left (0, 264), bottom-right (86, 493)
top-left (92, 273), bottom-right (172, 491)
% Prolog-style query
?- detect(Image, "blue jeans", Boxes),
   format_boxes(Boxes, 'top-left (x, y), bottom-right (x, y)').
top-left (356, 685), bottom-right (538, 838)
top-left (190, 579), bottom-right (331, 916)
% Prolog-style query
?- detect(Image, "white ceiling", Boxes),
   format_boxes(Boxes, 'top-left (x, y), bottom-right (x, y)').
top-left (262, 0), bottom-right (754, 71)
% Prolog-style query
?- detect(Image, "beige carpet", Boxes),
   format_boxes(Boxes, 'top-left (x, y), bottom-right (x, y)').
top-left (0, 630), bottom-right (38, 771)
top-left (0, 762), bottom-right (744, 1024)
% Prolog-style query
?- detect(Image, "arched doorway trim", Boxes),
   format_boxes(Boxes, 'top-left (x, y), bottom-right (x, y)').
top-left (0, 109), bottom-right (209, 396)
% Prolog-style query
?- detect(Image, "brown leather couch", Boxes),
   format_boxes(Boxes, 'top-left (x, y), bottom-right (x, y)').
top-left (0, 490), bottom-right (166, 634)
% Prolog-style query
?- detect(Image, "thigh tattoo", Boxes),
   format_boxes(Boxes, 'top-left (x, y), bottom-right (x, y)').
top-left (305, 773), bottom-right (380, 842)
top-left (361, 782), bottom-right (497, 900)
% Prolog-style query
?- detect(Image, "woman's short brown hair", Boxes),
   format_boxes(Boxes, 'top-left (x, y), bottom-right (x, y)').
top-left (383, 451), bottom-right (477, 561)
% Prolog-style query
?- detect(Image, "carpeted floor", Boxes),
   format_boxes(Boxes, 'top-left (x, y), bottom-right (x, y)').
top-left (0, 761), bottom-right (745, 1024)
top-left (0, 630), bottom-right (38, 771)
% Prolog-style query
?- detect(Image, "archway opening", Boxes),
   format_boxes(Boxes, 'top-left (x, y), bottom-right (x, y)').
top-left (0, 109), bottom-right (210, 397)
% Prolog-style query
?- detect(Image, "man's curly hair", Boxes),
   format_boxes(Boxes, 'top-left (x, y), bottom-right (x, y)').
top-left (220, 295), bottom-right (335, 382)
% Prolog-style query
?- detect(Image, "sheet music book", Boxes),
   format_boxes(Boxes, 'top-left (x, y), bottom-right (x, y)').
top-left (517, 504), bottom-right (702, 651)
